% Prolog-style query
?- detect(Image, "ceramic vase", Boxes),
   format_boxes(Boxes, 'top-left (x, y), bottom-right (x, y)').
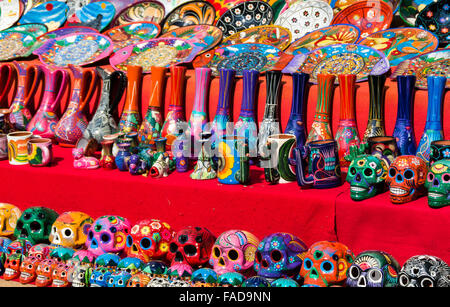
top-left (190, 132), bottom-right (216, 180)
top-left (55, 65), bottom-right (98, 147)
top-left (138, 66), bottom-right (167, 147)
top-left (393, 75), bottom-right (417, 156)
top-left (100, 140), bottom-right (116, 170)
top-left (27, 138), bottom-right (53, 167)
top-left (363, 74), bottom-right (387, 142)
top-left (430, 140), bottom-right (450, 164)
top-left (306, 74), bottom-right (335, 143)
top-left (174, 123), bottom-right (189, 173)
top-left (284, 72), bottom-right (309, 149)
top-left (9, 62), bottom-right (42, 131)
top-left (189, 67), bottom-right (211, 146)
top-left (263, 134), bottom-right (297, 184)
top-left (416, 75), bottom-right (446, 163)
top-left (119, 65), bottom-right (142, 135)
top-left (217, 136), bottom-right (250, 185)
top-left (0, 63), bottom-right (14, 108)
top-left (335, 74), bottom-right (359, 173)
top-left (27, 66), bottom-right (69, 139)
top-left (150, 137), bottom-right (170, 178)
top-left (115, 142), bottom-right (131, 171)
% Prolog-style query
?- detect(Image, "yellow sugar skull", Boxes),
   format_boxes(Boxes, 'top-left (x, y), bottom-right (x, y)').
top-left (49, 212), bottom-right (93, 249)
top-left (0, 203), bottom-right (22, 237)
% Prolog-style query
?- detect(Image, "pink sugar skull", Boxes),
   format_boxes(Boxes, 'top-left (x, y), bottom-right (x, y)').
top-left (28, 244), bottom-right (53, 261)
top-left (85, 215), bottom-right (131, 257)
top-left (209, 230), bottom-right (260, 275)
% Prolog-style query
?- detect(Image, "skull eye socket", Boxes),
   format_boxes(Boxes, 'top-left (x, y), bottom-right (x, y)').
top-left (169, 242), bottom-right (178, 253)
top-left (228, 249), bottom-right (239, 261)
top-left (270, 250), bottom-right (282, 262)
top-left (23, 213), bottom-right (32, 220)
top-left (140, 237), bottom-right (152, 250)
top-left (213, 247), bottom-right (221, 258)
top-left (126, 235), bottom-right (133, 247)
top-left (404, 169), bottom-right (414, 180)
top-left (428, 173), bottom-right (435, 182)
top-left (303, 258), bottom-right (312, 270)
top-left (389, 168), bottom-right (396, 177)
top-left (183, 244), bottom-right (197, 256)
top-left (443, 173), bottom-right (450, 183)
top-left (349, 265), bottom-right (360, 279)
top-left (178, 234), bottom-right (188, 244)
top-left (16, 221), bottom-right (23, 230)
top-left (367, 269), bottom-right (382, 283)
top-left (349, 167), bottom-right (356, 175)
top-left (30, 221), bottom-right (41, 232)
top-left (88, 231), bottom-right (94, 240)
top-left (63, 228), bottom-right (73, 238)
top-left (364, 168), bottom-right (373, 176)
top-left (398, 274), bottom-right (409, 287)
top-left (255, 251), bottom-right (262, 263)
top-left (420, 277), bottom-right (434, 287)
top-left (320, 261), bottom-right (334, 273)
top-left (100, 233), bottom-right (111, 243)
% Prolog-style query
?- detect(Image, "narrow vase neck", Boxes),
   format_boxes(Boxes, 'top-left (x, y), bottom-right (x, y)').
top-left (338, 74), bottom-right (356, 121)
top-left (148, 66), bottom-right (166, 108)
top-left (263, 70), bottom-right (282, 120)
top-left (193, 68), bottom-right (211, 114)
top-left (240, 70), bottom-right (259, 118)
top-left (289, 72), bottom-right (309, 121)
top-left (396, 75), bottom-right (415, 120)
top-left (425, 76), bottom-right (445, 128)
top-left (169, 65), bottom-right (186, 108)
top-left (216, 69), bottom-right (235, 116)
top-left (124, 65), bottom-right (142, 112)
top-left (314, 74), bottom-right (335, 122)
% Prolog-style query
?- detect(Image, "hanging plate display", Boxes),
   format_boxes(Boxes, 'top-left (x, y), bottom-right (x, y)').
top-left (0, 31), bottom-right (36, 60)
top-left (274, 0), bottom-right (333, 42)
top-left (332, 0), bottom-right (393, 41)
top-left (160, 25), bottom-right (222, 53)
top-left (283, 43), bottom-right (390, 84)
top-left (34, 32), bottom-right (114, 67)
top-left (192, 43), bottom-right (294, 76)
top-left (18, 1), bottom-right (69, 31)
top-left (285, 24), bottom-right (360, 55)
top-left (104, 21), bottom-right (161, 53)
top-left (112, 0), bottom-right (165, 27)
top-left (3, 23), bottom-right (48, 38)
top-left (415, 0), bottom-right (450, 45)
top-left (162, 1), bottom-right (216, 32)
top-left (0, 0), bottom-right (22, 31)
top-left (391, 49), bottom-right (450, 89)
top-left (75, 1), bottom-right (116, 31)
top-left (333, 0), bottom-right (401, 14)
top-left (359, 27), bottom-right (439, 67)
top-left (216, 1), bottom-right (274, 39)
top-left (110, 38), bottom-right (197, 73)
top-left (220, 25), bottom-right (292, 51)
top-left (399, 0), bottom-right (435, 27)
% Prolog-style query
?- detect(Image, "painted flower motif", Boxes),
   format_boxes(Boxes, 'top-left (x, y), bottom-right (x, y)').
top-left (247, 3), bottom-right (254, 10)
top-left (224, 17), bottom-right (231, 23)
top-left (141, 226), bottom-right (151, 235)
top-left (274, 263), bottom-right (282, 270)
top-left (245, 14), bottom-right (252, 21)
top-left (255, 14), bottom-right (261, 20)
top-left (443, 149), bottom-right (450, 158)
top-left (270, 240), bottom-right (280, 248)
top-left (161, 229), bottom-right (172, 241)
top-left (150, 221), bottom-right (161, 230)
top-left (429, 24), bottom-right (436, 31)
top-left (236, 21), bottom-right (243, 27)
top-left (217, 142), bottom-right (234, 180)
top-left (234, 8), bottom-right (241, 14)
top-left (159, 242), bottom-right (168, 252)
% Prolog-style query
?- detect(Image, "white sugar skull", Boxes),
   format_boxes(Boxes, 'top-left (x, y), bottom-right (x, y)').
top-left (49, 211), bottom-right (93, 249)
top-left (399, 255), bottom-right (450, 287)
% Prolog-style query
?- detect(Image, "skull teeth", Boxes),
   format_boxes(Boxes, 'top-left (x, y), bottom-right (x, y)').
top-left (351, 186), bottom-right (367, 192)
top-left (37, 275), bottom-right (49, 281)
top-left (390, 187), bottom-right (408, 195)
top-left (20, 272), bottom-right (31, 279)
top-left (5, 268), bottom-right (17, 276)
top-left (52, 279), bottom-right (65, 286)
top-left (428, 192), bottom-right (445, 198)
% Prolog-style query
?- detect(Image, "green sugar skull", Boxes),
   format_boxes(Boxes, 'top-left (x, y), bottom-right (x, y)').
top-left (14, 207), bottom-right (59, 245)
top-left (425, 159), bottom-right (450, 209)
top-left (346, 155), bottom-right (389, 201)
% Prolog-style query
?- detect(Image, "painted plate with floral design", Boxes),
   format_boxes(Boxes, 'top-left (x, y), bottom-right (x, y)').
top-left (332, 0), bottom-right (401, 14)
top-left (391, 49), bottom-right (450, 89)
top-left (104, 22), bottom-right (161, 52)
top-left (275, 0), bottom-right (333, 42)
top-left (220, 25), bottom-right (292, 51)
top-left (332, 0), bottom-right (393, 41)
top-left (34, 32), bottom-right (114, 67)
top-left (109, 38), bottom-right (197, 73)
top-left (3, 23), bottom-right (48, 38)
top-left (399, 0), bottom-right (435, 26)
top-left (216, 1), bottom-right (274, 39)
top-left (18, 1), bottom-right (68, 31)
top-left (75, 1), bottom-right (116, 31)
top-left (359, 27), bottom-right (439, 67)
top-left (283, 43), bottom-right (390, 83)
top-left (192, 43), bottom-right (294, 76)
top-left (160, 25), bottom-right (222, 53)
top-left (415, 0), bottom-right (450, 45)
top-left (112, 0), bottom-right (165, 27)
top-left (285, 24), bottom-right (360, 55)
top-left (0, 31), bottom-right (37, 60)
top-left (0, 0), bottom-right (22, 31)
top-left (162, 1), bottom-right (216, 33)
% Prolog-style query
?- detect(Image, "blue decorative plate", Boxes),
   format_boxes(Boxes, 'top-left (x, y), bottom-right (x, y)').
top-left (19, 1), bottom-right (69, 31)
top-left (3, 23), bottom-right (48, 38)
top-left (76, 1), bottom-right (116, 31)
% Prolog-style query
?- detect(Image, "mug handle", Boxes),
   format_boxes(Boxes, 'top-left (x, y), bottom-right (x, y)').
top-left (23, 65), bottom-right (44, 108)
top-left (79, 67), bottom-right (99, 111)
top-left (0, 63), bottom-right (14, 107)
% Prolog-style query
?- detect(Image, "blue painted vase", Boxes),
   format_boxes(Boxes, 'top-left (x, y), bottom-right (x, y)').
top-left (115, 142), bottom-right (131, 171)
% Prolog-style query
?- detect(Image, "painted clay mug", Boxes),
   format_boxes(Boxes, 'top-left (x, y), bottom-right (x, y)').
top-left (262, 134), bottom-right (297, 184)
top-left (0, 133), bottom-right (7, 160)
top-left (27, 138), bottom-right (53, 167)
top-left (430, 140), bottom-right (450, 164)
top-left (293, 139), bottom-right (342, 189)
top-left (217, 136), bottom-right (250, 185)
top-left (7, 131), bottom-right (34, 165)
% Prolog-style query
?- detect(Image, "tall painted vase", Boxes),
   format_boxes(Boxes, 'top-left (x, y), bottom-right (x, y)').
top-left (138, 66), bottom-right (167, 147)
top-left (416, 75), bottom-right (446, 163)
top-left (55, 65), bottom-right (98, 146)
top-left (363, 74), bottom-right (387, 142)
top-left (217, 136), bottom-right (250, 185)
top-left (306, 74), bottom-right (335, 143)
top-left (189, 67), bottom-right (211, 146)
top-left (27, 66), bottom-right (69, 139)
top-left (393, 75), bottom-right (417, 155)
top-left (9, 61), bottom-right (42, 131)
top-left (119, 65), bottom-right (142, 135)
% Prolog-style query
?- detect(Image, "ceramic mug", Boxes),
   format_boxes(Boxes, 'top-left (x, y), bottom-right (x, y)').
top-left (262, 134), bottom-right (297, 184)
top-left (367, 136), bottom-right (399, 166)
top-left (294, 139), bottom-right (342, 189)
top-left (7, 131), bottom-right (34, 165)
top-left (430, 140), bottom-right (450, 164)
top-left (217, 136), bottom-right (250, 185)
top-left (27, 138), bottom-right (53, 167)
top-left (0, 133), bottom-right (7, 160)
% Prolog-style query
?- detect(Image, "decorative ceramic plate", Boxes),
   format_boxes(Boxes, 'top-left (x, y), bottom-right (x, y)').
top-left (34, 32), bottom-right (114, 67)
top-left (332, 0), bottom-right (393, 41)
top-left (75, 1), bottom-right (116, 31)
top-left (65, 0), bottom-right (91, 19)
top-left (283, 43), bottom-right (390, 83)
top-left (333, 0), bottom-right (401, 14)
top-left (285, 24), bottom-right (360, 55)
top-left (36, 26), bottom-right (99, 43)
top-left (391, 49), bottom-right (450, 89)
top-left (0, 31), bottom-right (36, 60)
top-left (3, 23), bottom-right (48, 38)
top-left (112, 0), bottom-right (165, 27)
top-left (104, 22), bottom-right (161, 52)
top-left (158, 0), bottom-right (192, 16)
top-left (206, 0), bottom-right (247, 19)
top-left (21, 0), bottom-right (34, 14)
top-left (110, 38), bottom-right (197, 73)
top-left (192, 43), bottom-right (293, 76)
top-left (92, 0), bottom-right (130, 15)
top-left (0, 0), bottom-right (22, 31)
top-left (359, 27), bottom-right (439, 67)
top-left (415, 0), bottom-right (450, 45)
top-left (275, 0), bottom-right (333, 42)
top-left (19, 1), bottom-right (69, 31)
top-left (160, 25), bottom-right (222, 53)
top-left (162, 1), bottom-right (216, 32)
top-left (399, 0), bottom-right (435, 26)
top-left (220, 25), bottom-right (292, 51)
top-left (216, 1), bottom-right (274, 39)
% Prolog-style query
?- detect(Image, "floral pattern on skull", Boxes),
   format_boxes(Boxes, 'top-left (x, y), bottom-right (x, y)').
top-left (399, 255), bottom-right (450, 287)
top-left (425, 159), bottom-right (450, 208)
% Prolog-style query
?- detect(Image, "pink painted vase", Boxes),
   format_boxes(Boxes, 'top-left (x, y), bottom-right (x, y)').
top-left (189, 67), bottom-right (211, 146)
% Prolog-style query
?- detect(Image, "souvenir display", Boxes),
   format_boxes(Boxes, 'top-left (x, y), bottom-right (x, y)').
top-left (112, 0), bottom-right (165, 26)
top-left (188, 68), bottom-right (212, 145)
top-left (426, 159), bottom-right (450, 208)
top-left (0, 203), bottom-right (22, 237)
top-left (13, 207), bottom-right (59, 245)
top-left (399, 255), bottom-right (450, 287)
top-left (216, 1), bottom-right (274, 39)
top-left (263, 134), bottom-right (297, 184)
top-left (104, 22), bottom-right (160, 53)
top-left (274, 0), bottom-right (333, 42)
top-left (417, 0), bottom-right (449, 45)
top-left (430, 140), bottom-right (450, 164)
top-left (0, 31), bottom-right (37, 61)
top-left (27, 138), bottom-right (53, 166)
top-left (75, 1), bottom-right (116, 31)
top-left (399, 0), bottom-right (436, 27)
top-left (19, 1), bottom-right (69, 31)
top-left (0, 0), bottom-right (23, 31)
top-left (363, 74), bottom-right (387, 143)
top-left (7, 131), bottom-right (34, 165)
top-left (160, 25), bottom-right (223, 54)
top-left (162, 1), bottom-right (216, 32)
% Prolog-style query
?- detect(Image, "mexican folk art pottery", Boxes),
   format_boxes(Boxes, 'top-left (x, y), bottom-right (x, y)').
top-left (399, 0), bottom-right (438, 27)
top-left (75, 1), bottom-right (116, 31)
top-left (27, 138), bottom-right (53, 167)
top-left (359, 27), bottom-right (439, 67)
top-left (0, 0), bottom-right (22, 31)
top-left (263, 134), bottom-right (297, 184)
top-left (119, 65), bottom-right (142, 135)
top-left (7, 131), bottom-right (33, 165)
top-left (0, 31), bottom-right (37, 61)
top-left (189, 68), bottom-right (212, 145)
top-left (160, 25), bottom-right (222, 54)
top-left (367, 136), bottom-right (400, 166)
top-left (100, 139), bottom-right (116, 170)
top-left (398, 255), bottom-right (450, 287)
top-left (191, 132), bottom-right (217, 180)
top-left (49, 211), bottom-right (93, 249)
top-left (274, 0), bottom-right (333, 42)
top-left (35, 25), bottom-right (98, 46)
top-left (14, 207), bottom-right (59, 245)
top-left (430, 140), bottom-right (450, 164)
top-left (112, 0), bottom-right (165, 26)
top-left (415, 0), bottom-right (449, 45)
top-left (162, 0), bottom-right (216, 32)
top-left (149, 137), bottom-right (170, 178)
top-left (19, 1), bottom-right (69, 31)
top-left (217, 136), bottom-right (250, 185)
top-left (4, 23), bottom-right (48, 39)
top-left (104, 22), bottom-right (161, 53)
top-left (363, 74), bottom-right (387, 142)
top-left (426, 159), bottom-right (450, 208)
top-left (72, 147), bottom-right (100, 169)
top-left (115, 142), bottom-right (131, 172)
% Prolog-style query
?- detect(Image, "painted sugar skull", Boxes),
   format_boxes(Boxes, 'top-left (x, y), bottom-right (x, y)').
top-left (50, 247), bottom-right (75, 264)
top-left (71, 250), bottom-right (96, 266)
top-left (19, 256), bottom-right (41, 284)
top-left (3, 253), bottom-right (22, 280)
top-left (0, 203), bottom-right (21, 237)
top-left (49, 211), bottom-right (93, 249)
top-left (108, 270), bottom-right (132, 287)
top-left (90, 267), bottom-right (112, 287)
top-left (254, 232), bottom-right (308, 280)
top-left (386, 155), bottom-right (428, 204)
top-left (85, 215), bottom-right (131, 256)
top-left (70, 263), bottom-right (91, 287)
top-left (147, 276), bottom-right (171, 287)
top-left (35, 259), bottom-right (57, 287)
top-left (210, 229), bottom-right (260, 275)
top-left (399, 255), bottom-right (450, 287)
top-left (141, 260), bottom-right (169, 277)
top-left (117, 257), bottom-right (143, 274)
top-left (425, 159), bottom-right (450, 208)
top-left (191, 268), bottom-right (219, 286)
top-left (346, 155), bottom-right (388, 201)
top-left (51, 263), bottom-right (72, 287)
top-left (14, 207), bottom-right (59, 245)
top-left (127, 273), bottom-right (151, 287)
top-left (94, 252), bottom-right (121, 269)
top-left (300, 241), bottom-right (355, 287)
top-left (125, 219), bottom-right (175, 262)
top-left (6, 239), bottom-right (32, 257)
top-left (218, 272), bottom-right (245, 287)
top-left (28, 244), bottom-right (53, 261)
top-left (346, 251), bottom-right (400, 287)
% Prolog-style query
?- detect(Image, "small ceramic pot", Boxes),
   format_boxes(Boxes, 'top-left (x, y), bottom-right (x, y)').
top-left (262, 134), bottom-right (297, 184)
top-left (367, 136), bottom-right (399, 166)
top-left (217, 136), bottom-right (250, 185)
top-left (7, 131), bottom-right (34, 165)
top-left (0, 133), bottom-right (7, 160)
top-left (27, 138), bottom-right (53, 167)
top-left (430, 140), bottom-right (450, 165)
top-left (115, 142), bottom-right (131, 172)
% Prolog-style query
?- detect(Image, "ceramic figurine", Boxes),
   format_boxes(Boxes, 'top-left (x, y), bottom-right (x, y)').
top-left (19, 256), bottom-right (41, 284)
top-left (90, 267), bottom-right (113, 287)
top-left (127, 273), bottom-right (151, 287)
top-left (127, 154), bottom-right (148, 175)
top-left (117, 257), bottom-right (143, 274)
top-left (51, 263), bottom-right (72, 287)
top-left (49, 211), bottom-right (93, 249)
top-left (367, 136), bottom-right (400, 166)
top-left (108, 270), bottom-right (132, 287)
top-left (13, 207), bottom-right (59, 245)
top-left (115, 142), bottom-right (131, 171)
top-left (72, 148), bottom-right (100, 169)
top-left (190, 132), bottom-right (217, 180)
top-left (425, 159), bottom-right (450, 209)
top-left (35, 259), bottom-right (57, 287)
top-left (100, 139), bottom-right (116, 169)
top-left (70, 263), bottom-right (91, 287)
top-left (263, 134), bottom-right (297, 184)
top-left (430, 140), bottom-right (450, 164)
top-left (119, 65), bottom-right (142, 134)
top-left (217, 136), bottom-right (250, 185)
top-left (7, 131), bottom-right (34, 165)
top-left (399, 255), bottom-right (450, 287)
top-left (150, 137), bottom-right (170, 178)
top-left (271, 278), bottom-right (300, 287)
top-left (189, 67), bottom-right (212, 145)
top-left (191, 268), bottom-right (218, 286)
top-left (363, 74), bottom-right (387, 142)
top-left (218, 272), bottom-right (245, 287)
top-left (3, 253), bottom-right (22, 280)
